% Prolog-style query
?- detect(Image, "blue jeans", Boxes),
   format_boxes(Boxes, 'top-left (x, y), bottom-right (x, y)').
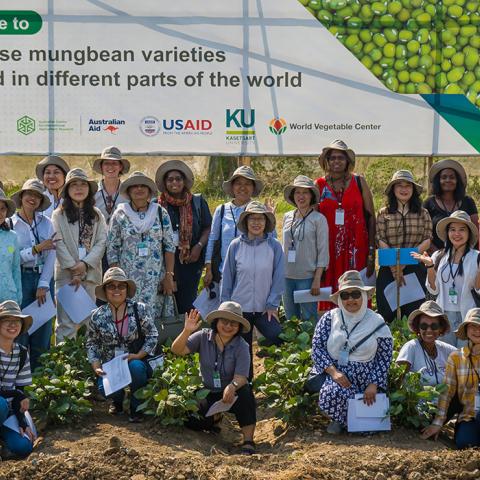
top-left (283, 277), bottom-right (319, 324)
top-left (97, 359), bottom-right (152, 415)
top-left (18, 270), bottom-right (54, 372)
top-left (0, 397), bottom-right (33, 458)
top-left (455, 415), bottom-right (480, 449)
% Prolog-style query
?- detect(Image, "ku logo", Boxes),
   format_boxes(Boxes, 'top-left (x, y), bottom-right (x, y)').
top-left (226, 109), bottom-right (255, 129)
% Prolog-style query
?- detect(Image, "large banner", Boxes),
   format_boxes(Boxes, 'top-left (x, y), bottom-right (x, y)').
top-left (0, 1), bottom-right (478, 155)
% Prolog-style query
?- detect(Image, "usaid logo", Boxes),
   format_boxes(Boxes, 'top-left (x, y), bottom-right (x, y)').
top-left (140, 116), bottom-right (160, 136)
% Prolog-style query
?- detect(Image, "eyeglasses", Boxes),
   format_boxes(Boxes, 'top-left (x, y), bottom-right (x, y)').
top-left (328, 155), bottom-right (347, 162)
top-left (1, 319), bottom-right (22, 327)
top-left (419, 323), bottom-right (440, 331)
top-left (218, 319), bottom-right (240, 328)
top-left (166, 176), bottom-right (184, 183)
top-left (106, 283), bottom-right (128, 291)
top-left (339, 290), bottom-right (362, 300)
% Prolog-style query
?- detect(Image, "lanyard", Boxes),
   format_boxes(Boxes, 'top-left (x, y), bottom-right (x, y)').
top-left (420, 342), bottom-right (439, 384)
top-left (229, 205), bottom-right (238, 237)
top-left (111, 304), bottom-right (128, 344)
top-left (18, 213), bottom-right (40, 244)
top-left (326, 175), bottom-right (346, 207)
top-left (340, 311), bottom-right (362, 342)
top-left (290, 209), bottom-right (313, 248)
top-left (214, 337), bottom-right (226, 375)
top-left (78, 211), bottom-right (86, 246)
top-left (440, 250), bottom-right (464, 289)
top-left (100, 182), bottom-right (120, 215)
top-left (0, 350), bottom-right (16, 385)
top-left (395, 203), bottom-right (409, 248)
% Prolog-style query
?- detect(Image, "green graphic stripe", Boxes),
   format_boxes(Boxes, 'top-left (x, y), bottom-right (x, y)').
top-left (226, 130), bottom-right (256, 134)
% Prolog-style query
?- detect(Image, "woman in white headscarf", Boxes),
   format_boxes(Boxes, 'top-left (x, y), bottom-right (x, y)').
top-left (311, 270), bottom-right (393, 434)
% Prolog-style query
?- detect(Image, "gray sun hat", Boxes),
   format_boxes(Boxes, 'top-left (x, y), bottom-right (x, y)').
top-left (0, 300), bottom-right (33, 335)
top-left (428, 159), bottom-right (467, 187)
top-left (92, 146), bottom-right (131, 175)
top-left (205, 301), bottom-right (251, 333)
top-left (155, 160), bottom-right (194, 192)
top-left (330, 270), bottom-right (375, 304)
top-left (407, 300), bottom-right (450, 334)
top-left (237, 201), bottom-right (276, 234)
top-left (436, 210), bottom-right (478, 248)
top-left (11, 178), bottom-right (51, 212)
top-left (455, 308), bottom-right (480, 341)
top-left (62, 168), bottom-right (98, 198)
top-left (318, 139), bottom-right (356, 171)
top-left (119, 171), bottom-right (158, 199)
top-left (384, 170), bottom-right (423, 196)
top-left (95, 267), bottom-right (137, 303)
top-left (283, 175), bottom-right (320, 206)
top-left (35, 155), bottom-right (70, 180)
top-left (222, 165), bottom-right (264, 197)
top-left (0, 189), bottom-right (16, 218)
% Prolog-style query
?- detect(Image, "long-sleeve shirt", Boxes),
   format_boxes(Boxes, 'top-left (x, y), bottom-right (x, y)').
top-left (94, 180), bottom-right (128, 224)
top-left (12, 212), bottom-right (56, 289)
top-left (0, 229), bottom-right (22, 304)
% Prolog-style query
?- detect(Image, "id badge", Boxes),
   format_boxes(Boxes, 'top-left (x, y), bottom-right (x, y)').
top-left (137, 242), bottom-right (149, 257)
top-left (78, 246), bottom-right (87, 260)
top-left (172, 231), bottom-right (179, 247)
top-left (114, 347), bottom-right (126, 357)
top-left (475, 393), bottom-right (480, 412)
top-left (449, 287), bottom-right (458, 305)
top-left (213, 371), bottom-right (222, 389)
top-left (37, 262), bottom-right (44, 274)
top-left (288, 248), bottom-right (296, 263)
top-left (338, 347), bottom-right (349, 366)
top-left (335, 208), bottom-right (345, 226)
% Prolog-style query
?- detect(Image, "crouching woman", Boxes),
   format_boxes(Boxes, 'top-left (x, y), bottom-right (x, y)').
top-left (171, 302), bottom-right (257, 455)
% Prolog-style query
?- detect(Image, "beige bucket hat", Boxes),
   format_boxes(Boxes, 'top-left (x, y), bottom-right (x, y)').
top-left (407, 300), bottom-right (450, 334)
top-left (237, 201), bottom-right (276, 234)
top-left (11, 179), bottom-right (51, 212)
top-left (155, 160), bottom-right (194, 192)
top-left (330, 270), bottom-right (375, 304)
top-left (0, 189), bottom-right (17, 218)
top-left (120, 171), bottom-right (158, 199)
top-left (61, 168), bottom-right (98, 198)
top-left (92, 146), bottom-right (131, 175)
top-left (436, 210), bottom-right (478, 247)
top-left (318, 139), bottom-right (355, 171)
top-left (428, 159), bottom-right (467, 186)
top-left (35, 155), bottom-right (70, 180)
top-left (222, 165), bottom-right (264, 197)
top-left (205, 301), bottom-right (251, 333)
top-left (384, 170), bottom-right (423, 196)
top-left (283, 175), bottom-right (320, 206)
top-left (0, 300), bottom-right (33, 334)
top-left (456, 308), bottom-right (480, 341)
top-left (95, 267), bottom-right (137, 302)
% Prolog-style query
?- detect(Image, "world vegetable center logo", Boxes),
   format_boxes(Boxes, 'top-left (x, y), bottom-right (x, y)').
top-left (225, 108), bottom-right (255, 144)
top-left (269, 117), bottom-right (287, 135)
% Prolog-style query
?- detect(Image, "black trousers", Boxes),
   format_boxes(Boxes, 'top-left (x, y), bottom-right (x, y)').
top-left (174, 257), bottom-right (204, 314)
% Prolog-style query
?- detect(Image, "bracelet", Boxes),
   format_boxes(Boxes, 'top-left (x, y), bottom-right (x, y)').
top-left (197, 241), bottom-right (204, 248)
top-left (80, 260), bottom-right (88, 269)
top-left (32, 245), bottom-right (39, 255)
top-left (166, 271), bottom-right (174, 276)
top-left (426, 264), bottom-right (434, 269)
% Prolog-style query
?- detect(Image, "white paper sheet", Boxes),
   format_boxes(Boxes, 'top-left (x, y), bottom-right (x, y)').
top-left (205, 396), bottom-right (238, 417)
top-left (102, 355), bottom-right (132, 396)
top-left (3, 411), bottom-right (37, 439)
top-left (22, 293), bottom-right (56, 335)
top-left (293, 287), bottom-right (332, 304)
top-left (56, 284), bottom-right (96, 324)
top-left (347, 394), bottom-right (391, 433)
top-left (193, 282), bottom-right (221, 320)
top-left (384, 273), bottom-right (425, 311)
top-left (359, 268), bottom-right (377, 287)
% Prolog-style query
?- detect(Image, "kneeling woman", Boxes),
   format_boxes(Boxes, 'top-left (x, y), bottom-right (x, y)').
top-left (86, 267), bottom-right (158, 422)
top-left (171, 302), bottom-right (257, 454)
top-left (312, 270), bottom-right (393, 434)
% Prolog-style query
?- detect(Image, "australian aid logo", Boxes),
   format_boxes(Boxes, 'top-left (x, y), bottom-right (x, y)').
top-left (160, 119), bottom-right (212, 135)
top-left (225, 108), bottom-right (255, 144)
top-left (88, 118), bottom-right (126, 134)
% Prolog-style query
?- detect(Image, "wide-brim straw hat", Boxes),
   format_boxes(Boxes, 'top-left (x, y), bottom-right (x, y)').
top-left (222, 166), bottom-right (264, 197)
top-left (11, 179), bottom-right (51, 212)
top-left (0, 189), bottom-right (17, 218)
top-left (120, 171), bottom-right (158, 199)
top-left (456, 308), bottom-right (480, 341)
top-left (384, 170), bottom-right (423, 196)
top-left (436, 210), bottom-right (478, 247)
top-left (35, 155), bottom-right (70, 180)
top-left (428, 159), bottom-right (467, 187)
top-left (407, 300), bottom-right (450, 334)
top-left (237, 201), bottom-right (276, 234)
top-left (283, 175), bottom-right (320, 206)
top-left (205, 301), bottom-right (251, 333)
top-left (155, 160), bottom-right (194, 192)
top-left (330, 270), bottom-right (375, 304)
top-left (61, 168), bottom-right (98, 198)
top-left (92, 146), bottom-right (131, 175)
top-left (95, 267), bottom-right (136, 302)
top-left (0, 300), bottom-right (33, 334)
top-left (318, 139), bottom-right (355, 171)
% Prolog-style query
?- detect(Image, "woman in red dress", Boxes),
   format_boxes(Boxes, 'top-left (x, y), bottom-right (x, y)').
top-left (315, 140), bottom-right (376, 311)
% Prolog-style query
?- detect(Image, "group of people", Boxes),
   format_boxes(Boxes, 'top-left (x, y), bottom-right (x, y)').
top-left (1, 140), bottom-right (480, 457)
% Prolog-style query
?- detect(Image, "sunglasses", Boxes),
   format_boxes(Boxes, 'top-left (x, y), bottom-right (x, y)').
top-left (106, 283), bottom-right (128, 291)
top-left (419, 323), bottom-right (440, 331)
top-left (339, 290), bottom-right (362, 300)
top-left (166, 176), bottom-right (184, 183)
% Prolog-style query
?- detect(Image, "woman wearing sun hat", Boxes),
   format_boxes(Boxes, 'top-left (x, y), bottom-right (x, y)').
top-left (86, 267), bottom-right (158, 423)
top-left (312, 270), bottom-right (393, 434)
top-left (221, 201), bottom-right (285, 379)
top-left (376, 170), bottom-right (432, 323)
top-left (11, 179), bottom-right (58, 370)
top-left (424, 159), bottom-right (478, 252)
top-left (282, 175), bottom-right (329, 323)
top-left (52, 168), bottom-right (107, 342)
top-left (413, 210), bottom-right (480, 347)
top-left (172, 301), bottom-right (257, 454)
top-left (156, 160), bottom-right (212, 314)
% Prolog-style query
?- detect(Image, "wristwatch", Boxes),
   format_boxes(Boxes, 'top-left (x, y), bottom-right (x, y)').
top-left (231, 380), bottom-right (239, 389)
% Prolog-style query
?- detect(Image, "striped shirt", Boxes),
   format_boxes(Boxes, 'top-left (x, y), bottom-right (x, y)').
top-left (433, 346), bottom-right (480, 426)
top-left (0, 344), bottom-right (32, 390)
